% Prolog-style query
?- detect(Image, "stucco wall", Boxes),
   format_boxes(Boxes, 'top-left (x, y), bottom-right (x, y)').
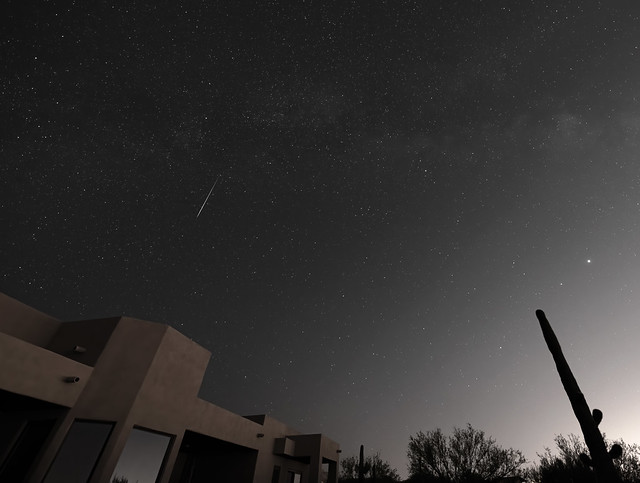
top-left (47, 318), bottom-right (121, 366)
top-left (0, 293), bottom-right (60, 347)
top-left (132, 325), bottom-right (211, 429)
top-left (0, 332), bottom-right (92, 407)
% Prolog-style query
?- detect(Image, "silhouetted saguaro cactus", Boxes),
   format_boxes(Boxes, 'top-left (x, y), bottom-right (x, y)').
top-left (359, 445), bottom-right (365, 483)
top-left (535, 309), bottom-right (621, 483)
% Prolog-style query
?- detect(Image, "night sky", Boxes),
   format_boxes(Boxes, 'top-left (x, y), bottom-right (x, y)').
top-left (3, 1), bottom-right (640, 478)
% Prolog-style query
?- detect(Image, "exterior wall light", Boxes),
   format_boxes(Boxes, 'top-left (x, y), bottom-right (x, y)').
top-left (257, 433), bottom-right (265, 438)
top-left (73, 345), bottom-right (86, 353)
top-left (64, 376), bottom-right (80, 383)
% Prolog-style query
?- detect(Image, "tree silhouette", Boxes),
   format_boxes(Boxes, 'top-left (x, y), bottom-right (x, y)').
top-left (407, 424), bottom-right (526, 483)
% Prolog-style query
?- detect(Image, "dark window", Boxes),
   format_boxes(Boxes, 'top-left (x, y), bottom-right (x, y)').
top-left (0, 419), bottom-right (57, 482)
top-left (271, 465), bottom-right (281, 483)
top-left (110, 427), bottom-right (172, 483)
top-left (43, 420), bottom-right (113, 483)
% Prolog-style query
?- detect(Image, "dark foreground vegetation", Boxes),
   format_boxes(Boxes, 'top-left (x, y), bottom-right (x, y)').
top-left (339, 425), bottom-right (640, 483)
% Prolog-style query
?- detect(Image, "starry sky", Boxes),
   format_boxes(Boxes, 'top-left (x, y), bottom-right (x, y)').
top-left (3, 1), bottom-right (640, 478)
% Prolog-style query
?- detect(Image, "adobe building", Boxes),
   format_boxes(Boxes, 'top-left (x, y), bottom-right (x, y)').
top-left (0, 293), bottom-right (340, 483)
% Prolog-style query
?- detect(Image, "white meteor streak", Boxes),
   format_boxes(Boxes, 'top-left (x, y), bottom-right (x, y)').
top-left (196, 175), bottom-right (220, 219)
